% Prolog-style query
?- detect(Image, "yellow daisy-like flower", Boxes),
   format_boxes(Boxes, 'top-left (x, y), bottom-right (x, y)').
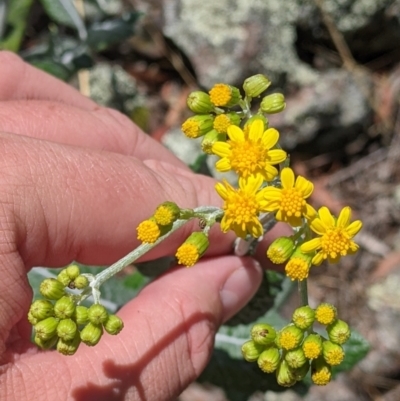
top-left (212, 119), bottom-right (287, 181)
top-left (215, 174), bottom-right (269, 238)
top-left (263, 167), bottom-right (316, 227)
top-left (301, 206), bottom-right (362, 265)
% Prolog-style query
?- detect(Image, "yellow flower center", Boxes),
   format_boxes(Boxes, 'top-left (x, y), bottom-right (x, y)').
top-left (181, 120), bottom-right (200, 138)
top-left (154, 206), bottom-right (174, 226)
top-left (280, 188), bottom-right (306, 217)
top-left (285, 258), bottom-right (310, 281)
top-left (303, 342), bottom-right (322, 359)
top-left (280, 332), bottom-right (298, 350)
top-left (137, 220), bottom-right (160, 243)
top-left (213, 114), bottom-right (231, 133)
top-left (312, 368), bottom-right (331, 386)
top-left (324, 348), bottom-right (345, 366)
top-left (176, 243), bottom-right (199, 267)
top-left (224, 191), bottom-right (259, 225)
top-left (229, 141), bottom-right (265, 178)
top-left (315, 305), bottom-right (336, 325)
top-left (259, 360), bottom-right (276, 373)
top-left (320, 227), bottom-right (352, 259)
top-left (209, 84), bottom-right (232, 106)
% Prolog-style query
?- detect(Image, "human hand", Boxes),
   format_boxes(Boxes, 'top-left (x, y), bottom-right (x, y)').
top-left (0, 52), bottom-right (289, 400)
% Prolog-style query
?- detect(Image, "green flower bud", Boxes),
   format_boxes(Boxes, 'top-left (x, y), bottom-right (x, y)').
top-left (65, 264), bottom-right (80, 280)
top-left (54, 296), bottom-right (76, 319)
top-left (29, 299), bottom-right (54, 321)
top-left (154, 201), bottom-right (181, 226)
top-left (241, 340), bottom-right (265, 362)
top-left (285, 347), bottom-right (307, 369)
top-left (88, 304), bottom-right (109, 325)
top-left (80, 322), bottom-right (103, 346)
top-left (104, 314), bottom-right (124, 335)
top-left (39, 278), bottom-right (66, 300)
top-left (213, 112), bottom-right (241, 134)
top-left (322, 340), bottom-right (345, 366)
top-left (28, 311), bottom-right (39, 326)
top-left (311, 356), bottom-right (332, 386)
top-left (257, 347), bottom-right (280, 373)
top-left (34, 334), bottom-right (58, 350)
top-left (277, 325), bottom-right (304, 351)
top-left (57, 270), bottom-right (71, 287)
top-left (251, 323), bottom-right (276, 346)
top-left (201, 129), bottom-right (227, 154)
top-left (315, 303), bottom-right (337, 325)
top-left (260, 93), bottom-right (286, 114)
top-left (74, 305), bottom-right (89, 325)
top-left (292, 361), bottom-right (310, 381)
top-left (292, 305), bottom-right (315, 330)
top-left (327, 319), bottom-right (351, 345)
top-left (181, 115), bottom-right (214, 138)
top-left (267, 236), bottom-right (295, 264)
top-left (176, 232), bottom-right (210, 267)
top-left (276, 360), bottom-right (296, 388)
top-left (73, 275), bottom-right (89, 290)
top-left (57, 318), bottom-right (78, 342)
top-left (302, 333), bottom-right (323, 360)
top-left (57, 332), bottom-right (81, 356)
top-left (243, 74), bottom-right (271, 98)
top-left (209, 83), bottom-right (241, 107)
top-left (34, 317), bottom-right (59, 341)
top-left (187, 91), bottom-right (215, 114)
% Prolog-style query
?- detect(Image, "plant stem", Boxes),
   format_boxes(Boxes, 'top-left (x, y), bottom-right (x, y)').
top-left (298, 279), bottom-right (309, 307)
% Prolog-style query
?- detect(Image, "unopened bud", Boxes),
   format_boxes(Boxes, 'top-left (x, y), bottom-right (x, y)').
top-left (57, 318), bottom-right (77, 341)
top-left (88, 304), bottom-right (109, 325)
top-left (181, 115), bottom-right (214, 138)
top-left (176, 232), bottom-right (209, 267)
top-left (315, 303), bottom-right (337, 325)
top-left (34, 334), bottom-right (58, 350)
top-left (292, 361), bottom-right (310, 381)
top-left (327, 319), bottom-right (351, 345)
top-left (74, 305), bottom-right (89, 325)
top-left (302, 333), bottom-right (323, 360)
top-left (213, 112), bottom-right (241, 134)
top-left (267, 236), bottom-right (295, 264)
top-left (311, 356), bottom-right (332, 386)
top-left (57, 332), bottom-right (81, 356)
top-left (209, 84), bottom-right (241, 107)
top-left (35, 317), bottom-right (59, 341)
top-left (187, 91), bottom-right (215, 113)
top-left (277, 325), bottom-right (304, 351)
top-left (241, 340), bottom-right (265, 362)
top-left (257, 347), bottom-right (280, 373)
top-left (57, 270), bottom-right (71, 286)
top-left (276, 360), bottom-right (296, 388)
top-left (40, 278), bottom-right (65, 300)
top-left (243, 74), bottom-right (271, 98)
top-left (54, 296), bottom-right (76, 319)
top-left (251, 323), bottom-right (276, 346)
top-left (80, 322), bottom-right (103, 346)
top-left (292, 305), bottom-right (315, 330)
top-left (260, 93), bottom-right (286, 114)
top-left (154, 202), bottom-right (181, 226)
top-left (201, 130), bottom-right (226, 154)
top-left (104, 314), bottom-right (124, 335)
top-left (30, 299), bottom-right (54, 321)
top-left (322, 340), bottom-right (345, 366)
top-left (73, 275), bottom-right (89, 290)
top-left (65, 264), bottom-right (80, 280)
top-left (285, 347), bottom-right (307, 369)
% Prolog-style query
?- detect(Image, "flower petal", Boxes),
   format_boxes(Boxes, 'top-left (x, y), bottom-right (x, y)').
top-left (264, 164), bottom-right (278, 181)
top-left (312, 252), bottom-right (324, 266)
top-left (227, 125), bottom-right (244, 142)
top-left (267, 149), bottom-right (287, 164)
top-left (301, 238), bottom-right (321, 253)
top-left (295, 176), bottom-right (314, 198)
top-left (337, 206), bottom-right (351, 228)
top-left (263, 187), bottom-right (282, 200)
top-left (215, 158), bottom-right (232, 172)
top-left (215, 182), bottom-right (228, 199)
top-left (309, 218), bottom-right (327, 235)
top-left (248, 119), bottom-right (264, 142)
top-left (318, 207), bottom-right (335, 228)
top-left (240, 174), bottom-right (263, 194)
top-left (212, 141), bottom-right (231, 157)
top-left (346, 220), bottom-right (362, 237)
top-left (305, 204), bottom-right (317, 220)
top-left (281, 168), bottom-right (295, 189)
top-left (261, 128), bottom-right (279, 148)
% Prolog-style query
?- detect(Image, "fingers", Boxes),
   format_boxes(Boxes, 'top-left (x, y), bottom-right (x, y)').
top-left (0, 51), bottom-right (97, 109)
top-left (2, 256), bottom-right (262, 401)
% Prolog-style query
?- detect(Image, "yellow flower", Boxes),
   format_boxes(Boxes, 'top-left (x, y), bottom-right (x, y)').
top-left (263, 167), bottom-right (315, 227)
top-left (212, 119), bottom-right (287, 180)
top-left (301, 206), bottom-right (362, 265)
top-left (136, 219), bottom-right (161, 243)
top-left (315, 303), bottom-right (337, 325)
top-left (215, 174), bottom-right (270, 238)
top-left (175, 232), bottom-right (209, 267)
top-left (209, 83), bottom-right (240, 107)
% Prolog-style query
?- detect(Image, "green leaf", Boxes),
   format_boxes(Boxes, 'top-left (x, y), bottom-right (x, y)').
top-left (0, 0), bottom-right (33, 51)
top-left (86, 11), bottom-right (141, 51)
top-left (39, 0), bottom-right (87, 40)
top-left (29, 59), bottom-right (71, 81)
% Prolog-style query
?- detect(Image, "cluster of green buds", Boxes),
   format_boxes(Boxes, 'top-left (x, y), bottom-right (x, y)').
top-left (182, 74), bottom-right (285, 154)
top-left (242, 303), bottom-right (351, 386)
top-left (28, 265), bottom-right (123, 355)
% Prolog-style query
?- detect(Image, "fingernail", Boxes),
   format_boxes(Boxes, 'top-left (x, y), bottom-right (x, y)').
top-left (220, 259), bottom-right (262, 322)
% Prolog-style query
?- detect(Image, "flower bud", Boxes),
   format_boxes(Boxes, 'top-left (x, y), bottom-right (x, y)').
top-left (322, 340), bottom-right (345, 366)
top-left (30, 299), bottom-right (54, 321)
top-left (302, 333), bottom-right (323, 360)
top-left (285, 347), bottom-right (307, 369)
top-left (57, 332), bottom-right (81, 356)
top-left (277, 325), bottom-right (304, 351)
top-left (154, 202), bottom-right (181, 226)
top-left (57, 318), bottom-right (78, 341)
top-left (34, 334), bottom-right (58, 350)
top-left (241, 340), bottom-right (265, 362)
top-left (315, 303), bottom-right (337, 325)
top-left (176, 232), bottom-right (209, 267)
top-left (327, 319), bottom-right (351, 345)
top-left (260, 93), bottom-right (286, 114)
top-left (181, 115), bottom-right (214, 138)
top-left (80, 322), bottom-right (103, 346)
top-left (267, 236), bottom-right (295, 264)
top-left (74, 305), bottom-right (89, 325)
top-left (104, 314), bottom-right (124, 335)
top-left (73, 275), bottom-right (89, 290)
top-left (292, 305), bottom-right (315, 330)
top-left (34, 317), bottom-right (59, 341)
top-left (28, 311), bottom-right (39, 325)
top-left (285, 248), bottom-right (312, 281)
top-left (257, 347), bottom-right (280, 373)
top-left (57, 270), bottom-right (71, 286)
top-left (251, 323), bottom-right (276, 346)
top-left (276, 360), bottom-right (296, 388)
top-left (292, 361), bottom-right (310, 381)
top-left (54, 296), bottom-right (76, 319)
top-left (187, 91), bottom-right (215, 113)
top-left (136, 217), bottom-right (172, 244)
top-left (201, 130), bottom-right (226, 154)
top-left (213, 112), bottom-right (241, 134)
top-left (209, 84), bottom-right (241, 107)
top-left (65, 264), bottom-right (80, 280)
top-left (243, 74), bottom-right (271, 98)
top-left (88, 304), bottom-right (109, 325)
top-left (311, 357), bottom-right (332, 386)
top-left (39, 278), bottom-right (66, 300)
